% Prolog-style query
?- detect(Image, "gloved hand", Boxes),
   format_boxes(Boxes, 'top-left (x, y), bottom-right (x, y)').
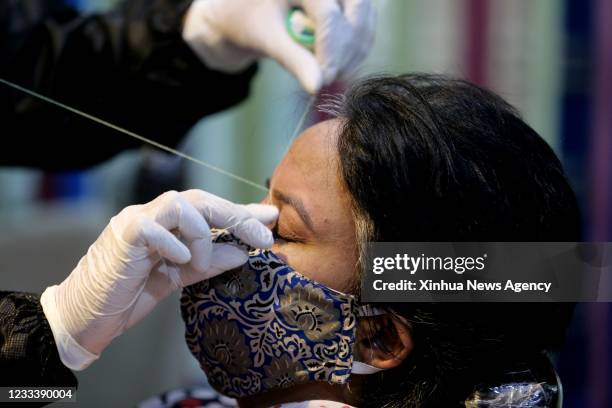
top-left (182, 0), bottom-right (376, 94)
top-left (40, 190), bottom-right (278, 371)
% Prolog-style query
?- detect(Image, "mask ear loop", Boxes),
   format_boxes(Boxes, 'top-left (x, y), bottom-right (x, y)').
top-left (352, 305), bottom-right (387, 375)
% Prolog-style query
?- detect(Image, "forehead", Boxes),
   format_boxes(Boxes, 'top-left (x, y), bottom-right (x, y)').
top-left (273, 119), bottom-right (340, 188)
top-left (271, 119), bottom-right (350, 230)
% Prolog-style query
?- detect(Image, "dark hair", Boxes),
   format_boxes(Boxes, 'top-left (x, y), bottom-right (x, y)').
top-left (329, 74), bottom-right (581, 407)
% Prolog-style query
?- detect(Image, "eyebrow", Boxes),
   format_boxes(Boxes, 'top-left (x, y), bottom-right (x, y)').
top-left (271, 188), bottom-right (315, 232)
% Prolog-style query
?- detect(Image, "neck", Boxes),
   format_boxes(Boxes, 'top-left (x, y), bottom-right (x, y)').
top-left (236, 379), bottom-right (365, 408)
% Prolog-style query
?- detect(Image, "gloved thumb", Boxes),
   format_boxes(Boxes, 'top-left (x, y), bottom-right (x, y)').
top-left (265, 29), bottom-right (323, 94)
top-left (179, 243), bottom-right (249, 286)
top-left (242, 203), bottom-right (279, 225)
top-left (205, 243), bottom-right (249, 279)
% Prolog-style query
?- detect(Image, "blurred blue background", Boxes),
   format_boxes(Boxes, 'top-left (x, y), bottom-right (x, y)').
top-left (0, 0), bottom-right (610, 406)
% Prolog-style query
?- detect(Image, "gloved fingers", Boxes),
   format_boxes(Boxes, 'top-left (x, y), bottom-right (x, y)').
top-left (239, 0), bottom-right (324, 94)
top-left (300, 0), bottom-right (346, 84)
top-left (207, 243), bottom-right (250, 278)
top-left (233, 218), bottom-right (275, 249)
top-left (179, 243), bottom-right (249, 286)
top-left (300, 0), bottom-right (343, 22)
top-left (299, 0), bottom-right (375, 85)
top-left (156, 260), bottom-right (184, 290)
top-left (139, 219), bottom-right (191, 264)
top-left (185, 238), bottom-right (214, 273)
top-left (344, 0), bottom-right (375, 37)
top-left (181, 189), bottom-right (275, 249)
top-left (148, 191), bottom-right (211, 241)
top-left (124, 265), bottom-right (180, 330)
top-left (242, 203), bottom-right (279, 225)
top-left (150, 191), bottom-right (214, 272)
top-left (181, 189), bottom-right (246, 227)
top-left (265, 23), bottom-right (323, 94)
top-left (340, 0), bottom-right (376, 76)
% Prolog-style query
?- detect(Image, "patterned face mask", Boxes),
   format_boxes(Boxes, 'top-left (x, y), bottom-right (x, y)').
top-left (180, 230), bottom-right (384, 398)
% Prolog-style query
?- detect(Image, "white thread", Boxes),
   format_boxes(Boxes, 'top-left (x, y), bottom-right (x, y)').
top-left (0, 78), bottom-right (270, 192)
top-left (291, 95), bottom-right (316, 142)
top-left (282, 94), bottom-right (316, 158)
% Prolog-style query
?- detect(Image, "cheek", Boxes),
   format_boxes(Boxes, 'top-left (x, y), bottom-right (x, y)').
top-left (272, 243), bottom-right (357, 293)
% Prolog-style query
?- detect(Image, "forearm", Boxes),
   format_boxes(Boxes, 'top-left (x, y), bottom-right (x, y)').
top-left (0, 291), bottom-right (77, 388)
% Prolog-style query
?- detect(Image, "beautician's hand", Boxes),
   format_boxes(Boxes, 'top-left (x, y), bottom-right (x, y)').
top-left (182, 0), bottom-right (376, 94)
top-left (40, 190), bottom-right (277, 371)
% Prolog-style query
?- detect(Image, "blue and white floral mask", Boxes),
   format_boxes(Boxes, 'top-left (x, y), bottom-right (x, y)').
top-left (180, 230), bottom-right (383, 398)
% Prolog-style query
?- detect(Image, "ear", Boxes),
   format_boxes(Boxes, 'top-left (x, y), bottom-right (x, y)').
top-left (356, 314), bottom-right (413, 370)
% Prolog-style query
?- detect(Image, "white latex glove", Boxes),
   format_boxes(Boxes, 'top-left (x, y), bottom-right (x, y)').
top-left (182, 0), bottom-right (376, 94)
top-left (40, 190), bottom-right (278, 371)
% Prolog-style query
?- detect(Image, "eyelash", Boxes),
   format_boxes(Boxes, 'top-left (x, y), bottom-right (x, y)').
top-left (271, 225), bottom-right (297, 244)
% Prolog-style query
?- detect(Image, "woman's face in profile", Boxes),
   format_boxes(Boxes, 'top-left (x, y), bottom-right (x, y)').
top-left (263, 119), bottom-right (358, 293)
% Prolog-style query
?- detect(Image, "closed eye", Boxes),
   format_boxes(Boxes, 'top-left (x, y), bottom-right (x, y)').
top-left (271, 225), bottom-right (299, 244)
